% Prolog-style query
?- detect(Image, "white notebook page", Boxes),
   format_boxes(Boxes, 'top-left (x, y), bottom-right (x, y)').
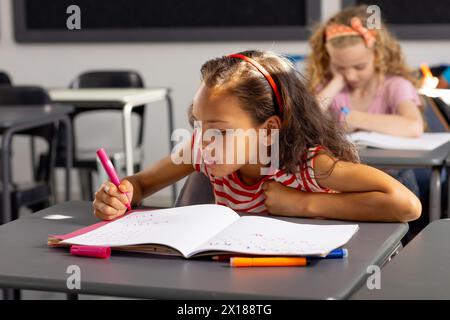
top-left (61, 204), bottom-right (240, 257)
top-left (192, 216), bottom-right (359, 257)
top-left (348, 131), bottom-right (450, 150)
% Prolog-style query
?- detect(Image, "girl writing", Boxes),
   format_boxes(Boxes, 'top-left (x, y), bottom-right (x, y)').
top-left (93, 50), bottom-right (421, 222)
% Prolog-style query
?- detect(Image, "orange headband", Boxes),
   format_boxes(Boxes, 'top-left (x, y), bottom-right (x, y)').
top-left (325, 17), bottom-right (376, 48)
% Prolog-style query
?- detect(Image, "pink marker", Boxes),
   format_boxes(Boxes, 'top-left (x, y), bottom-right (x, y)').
top-left (71, 245), bottom-right (111, 259)
top-left (96, 148), bottom-right (132, 212)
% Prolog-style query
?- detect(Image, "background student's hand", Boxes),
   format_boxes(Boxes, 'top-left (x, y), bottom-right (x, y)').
top-left (316, 65), bottom-right (346, 110)
top-left (262, 180), bottom-right (309, 217)
top-left (329, 65), bottom-right (345, 89)
top-left (342, 110), bottom-right (360, 132)
top-left (93, 180), bottom-right (133, 220)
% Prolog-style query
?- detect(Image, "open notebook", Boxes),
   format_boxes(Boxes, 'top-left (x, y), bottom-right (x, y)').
top-left (48, 204), bottom-right (359, 258)
top-left (348, 131), bottom-right (450, 151)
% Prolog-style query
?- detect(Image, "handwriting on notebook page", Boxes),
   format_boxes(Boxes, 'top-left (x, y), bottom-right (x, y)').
top-left (207, 232), bottom-right (323, 254)
top-left (64, 212), bottom-right (170, 246)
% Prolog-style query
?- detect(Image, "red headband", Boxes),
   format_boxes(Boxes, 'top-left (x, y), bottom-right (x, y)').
top-left (228, 53), bottom-right (284, 115)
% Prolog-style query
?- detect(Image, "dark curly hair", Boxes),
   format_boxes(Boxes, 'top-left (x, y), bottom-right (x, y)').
top-left (191, 50), bottom-right (359, 174)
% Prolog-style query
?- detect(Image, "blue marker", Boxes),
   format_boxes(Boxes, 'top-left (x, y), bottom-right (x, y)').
top-left (310, 248), bottom-right (348, 260)
top-left (325, 248), bottom-right (348, 259)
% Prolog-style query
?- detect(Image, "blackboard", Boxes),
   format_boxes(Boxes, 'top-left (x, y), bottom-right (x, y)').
top-left (343, 0), bottom-right (450, 39)
top-left (14, 0), bottom-right (321, 42)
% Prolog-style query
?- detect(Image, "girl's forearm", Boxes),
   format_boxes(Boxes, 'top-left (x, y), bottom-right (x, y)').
top-left (123, 174), bottom-right (144, 206)
top-left (124, 156), bottom-right (195, 206)
top-left (300, 191), bottom-right (421, 222)
top-left (347, 111), bottom-right (423, 137)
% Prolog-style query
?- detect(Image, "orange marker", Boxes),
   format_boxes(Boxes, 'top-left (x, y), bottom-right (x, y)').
top-left (230, 257), bottom-right (307, 267)
top-left (420, 63), bottom-right (433, 78)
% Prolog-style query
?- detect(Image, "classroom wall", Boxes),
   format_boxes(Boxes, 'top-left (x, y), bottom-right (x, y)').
top-left (1, 0), bottom-right (450, 205)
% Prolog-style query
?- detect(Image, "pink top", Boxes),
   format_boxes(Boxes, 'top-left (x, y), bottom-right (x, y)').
top-left (329, 76), bottom-right (421, 117)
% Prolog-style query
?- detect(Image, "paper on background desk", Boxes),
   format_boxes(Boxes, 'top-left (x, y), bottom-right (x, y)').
top-left (348, 131), bottom-right (450, 151)
top-left (56, 204), bottom-right (359, 258)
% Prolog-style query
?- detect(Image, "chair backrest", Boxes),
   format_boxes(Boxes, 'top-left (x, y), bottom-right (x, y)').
top-left (430, 65), bottom-right (449, 78)
top-left (0, 86), bottom-right (50, 105)
top-left (70, 70), bottom-right (144, 89)
top-left (0, 86), bottom-right (57, 183)
top-left (70, 70), bottom-right (146, 145)
top-left (0, 86), bottom-right (54, 144)
top-left (420, 95), bottom-right (450, 132)
top-left (432, 97), bottom-right (450, 127)
top-left (174, 172), bottom-right (215, 207)
top-left (0, 71), bottom-right (12, 86)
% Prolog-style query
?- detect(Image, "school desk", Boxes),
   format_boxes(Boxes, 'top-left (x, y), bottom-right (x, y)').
top-left (48, 88), bottom-right (173, 177)
top-left (352, 219), bottom-right (450, 299)
top-left (48, 87), bottom-right (176, 203)
top-left (358, 140), bottom-right (450, 221)
top-left (0, 201), bottom-right (407, 300)
top-left (0, 105), bottom-right (73, 224)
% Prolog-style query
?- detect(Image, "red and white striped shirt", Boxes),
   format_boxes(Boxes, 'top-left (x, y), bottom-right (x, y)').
top-left (191, 134), bottom-right (332, 214)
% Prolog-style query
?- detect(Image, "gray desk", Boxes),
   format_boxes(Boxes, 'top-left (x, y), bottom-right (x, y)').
top-left (48, 88), bottom-right (173, 177)
top-left (358, 141), bottom-right (450, 222)
top-left (0, 201), bottom-right (407, 300)
top-left (352, 219), bottom-right (450, 299)
top-left (48, 88), bottom-right (176, 203)
top-left (0, 105), bottom-right (73, 224)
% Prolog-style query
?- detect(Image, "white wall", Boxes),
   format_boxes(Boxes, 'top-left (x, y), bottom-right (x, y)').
top-left (1, 0), bottom-right (450, 205)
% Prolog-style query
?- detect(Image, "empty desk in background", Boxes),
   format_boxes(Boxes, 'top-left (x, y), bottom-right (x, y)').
top-left (48, 88), bottom-right (174, 177)
top-left (352, 219), bottom-right (450, 299)
top-left (358, 141), bottom-right (450, 221)
top-left (0, 201), bottom-right (407, 300)
top-left (0, 105), bottom-right (73, 224)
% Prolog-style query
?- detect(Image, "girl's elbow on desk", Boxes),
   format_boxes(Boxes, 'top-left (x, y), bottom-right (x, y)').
top-left (362, 190), bottom-right (422, 223)
top-left (385, 187), bottom-right (422, 223)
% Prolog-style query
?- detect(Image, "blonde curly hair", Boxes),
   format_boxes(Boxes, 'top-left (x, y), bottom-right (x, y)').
top-left (306, 5), bottom-right (419, 92)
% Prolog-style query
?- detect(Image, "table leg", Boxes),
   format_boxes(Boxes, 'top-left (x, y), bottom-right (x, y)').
top-left (2, 288), bottom-right (20, 300)
top-left (66, 293), bottom-right (79, 300)
top-left (123, 103), bottom-right (135, 177)
top-left (61, 116), bottom-right (73, 202)
top-left (447, 167), bottom-right (450, 219)
top-left (1, 130), bottom-right (13, 224)
top-left (429, 166), bottom-right (442, 222)
top-left (166, 93), bottom-right (177, 204)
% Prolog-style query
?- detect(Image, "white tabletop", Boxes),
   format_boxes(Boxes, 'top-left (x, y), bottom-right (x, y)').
top-left (419, 88), bottom-right (450, 105)
top-left (48, 88), bottom-right (168, 105)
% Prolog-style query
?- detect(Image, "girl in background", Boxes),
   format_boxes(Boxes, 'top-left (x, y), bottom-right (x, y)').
top-left (306, 5), bottom-right (424, 138)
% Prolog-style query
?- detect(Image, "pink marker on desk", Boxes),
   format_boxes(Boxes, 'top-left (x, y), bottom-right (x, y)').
top-left (71, 245), bottom-right (111, 259)
top-left (96, 148), bottom-right (132, 212)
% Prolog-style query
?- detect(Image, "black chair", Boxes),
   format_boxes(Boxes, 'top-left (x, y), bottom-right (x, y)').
top-left (0, 72), bottom-right (12, 86)
top-left (175, 172), bottom-right (215, 207)
top-left (431, 97), bottom-right (450, 128)
top-left (55, 70), bottom-right (146, 200)
top-left (0, 86), bottom-right (57, 220)
top-left (421, 95), bottom-right (450, 132)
